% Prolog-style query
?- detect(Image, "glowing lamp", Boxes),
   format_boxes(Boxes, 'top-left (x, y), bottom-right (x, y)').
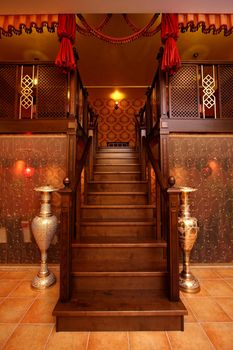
top-left (24, 166), bottom-right (35, 178)
top-left (110, 90), bottom-right (125, 110)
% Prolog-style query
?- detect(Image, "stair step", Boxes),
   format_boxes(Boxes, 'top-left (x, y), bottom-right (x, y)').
top-left (72, 243), bottom-right (166, 272)
top-left (53, 290), bottom-right (187, 331)
top-left (80, 219), bottom-right (156, 238)
top-left (87, 181), bottom-right (148, 192)
top-left (96, 157), bottom-right (139, 164)
top-left (97, 147), bottom-right (137, 153)
top-left (71, 271), bottom-right (168, 291)
top-left (94, 171), bottom-right (141, 181)
top-left (87, 192), bottom-right (148, 205)
top-left (81, 205), bottom-right (155, 220)
top-left (94, 164), bottom-right (141, 172)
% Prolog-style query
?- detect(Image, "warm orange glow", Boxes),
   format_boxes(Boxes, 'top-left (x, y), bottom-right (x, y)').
top-left (110, 90), bottom-right (125, 102)
top-left (24, 166), bottom-right (35, 178)
top-left (13, 160), bottom-right (26, 176)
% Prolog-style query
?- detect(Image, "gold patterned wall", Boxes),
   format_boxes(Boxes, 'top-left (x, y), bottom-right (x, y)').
top-left (89, 98), bottom-right (145, 147)
top-left (0, 135), bottom-right (67, 264)
top-left (169, 135), bottom-right (233, 263)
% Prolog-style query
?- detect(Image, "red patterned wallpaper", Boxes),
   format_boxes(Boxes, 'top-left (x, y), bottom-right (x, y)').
top-left (89, 97), bottom-right (146, 147)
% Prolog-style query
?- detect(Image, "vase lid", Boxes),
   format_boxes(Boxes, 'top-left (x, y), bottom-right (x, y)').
top-left (34, 185), bottom-right (58, 193)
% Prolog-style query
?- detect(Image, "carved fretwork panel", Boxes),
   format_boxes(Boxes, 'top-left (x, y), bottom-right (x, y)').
top-left (0, 135), bottom-right (67, 264)
top-left (169, 135), bottom-right (233, 263)
top-left (219, 65), bottom-right (233, 118)
top-left (37, 65), bottom-right (68, 119)
top-left (0, 65), bottom-right (18, 119)
top-left (169, 65), bottom-right (199, 119)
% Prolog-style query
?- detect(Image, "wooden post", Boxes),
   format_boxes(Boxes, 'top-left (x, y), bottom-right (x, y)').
top-left (141, 131), bottom-right (146, 181)
top-left (83, 88), bottom-right (88, 134)
top-left (67, 120), bottom-right (77, 188)
top-left (87, 129), bottom-right (94, 181)
top-left (167, 184), bottom-right (181, 301)
top-left (59, 178), bottom-right (72, 302)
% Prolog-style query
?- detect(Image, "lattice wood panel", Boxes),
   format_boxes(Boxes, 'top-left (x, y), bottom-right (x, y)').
top-left (0, 65), bottom-right (18, 119)
top-left (219, 65), bottom-right (233, 118)
top-left (37, 65), bottom-right (68, 119)
top-left (169, 65), bottom-right (199, 119)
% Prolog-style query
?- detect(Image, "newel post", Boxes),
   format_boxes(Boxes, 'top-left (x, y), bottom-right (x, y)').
top-left (59, 177), bottom-right (72, 302)
top-left (167, 176), bottom-right (181, 301)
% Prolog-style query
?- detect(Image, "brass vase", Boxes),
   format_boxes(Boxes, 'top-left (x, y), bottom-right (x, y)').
top-left (178, 187), bottom-right (200, 293)
top-left (31, 185), bottom-right (58, 289)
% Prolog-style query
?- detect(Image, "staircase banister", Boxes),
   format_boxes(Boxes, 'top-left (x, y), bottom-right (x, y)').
top-left (58, 179), bottom-right (73, 302)
top-left (143, 136), bottom-right (167, 191)
top-left (74, 136), bottom-right (92, 191)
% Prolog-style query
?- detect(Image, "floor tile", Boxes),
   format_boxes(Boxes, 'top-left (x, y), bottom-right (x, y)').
top-left (0, 280), bottom-right (20, 297)
top-left (37, 282), bottom-right (59, 299)
top-left (214, 297), bottom-right (233, 320)
top-left (225, 279), bottom-right (233, 288)
top-left (167, 323), bottom-right (214, 350)
top-left (181, 299), bottom-right (197, 323)
top-left (22, 298), bottom-right (56, 324)
top-left (202, 322), bottom-right (233, 350)
top-left (215, 268), bottom-right (233, 279)
top-left (3, 324), bottom-right (53, 350)
top-left (0, 298), bottom-right (34, 323)
top-left (0, 271), bottom-right (28, 280)
top-left (129, 331), bottom-right (170, 350)
top-left (46, 327), bottom-right (88, 350)
top-left (187, 297), bottom-right (231, 322)
top-left (200, 279), bottom-right (233, 297)
top-left (180, 284), bottom-right (210, 298)
top-left (87, 332), bottom-right (128, 350)
top-left (0, 324), bottom-right (17, 348)
top-left (9, 280), bottom-right (40, 298)
top-left (192, 268), bottom-right (220, 279)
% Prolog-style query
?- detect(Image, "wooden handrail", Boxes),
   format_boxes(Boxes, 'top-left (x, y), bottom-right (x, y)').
top-left (75, 136), bottom-right (92, 191)
top-left (142, 136), bottom-right (167, 191)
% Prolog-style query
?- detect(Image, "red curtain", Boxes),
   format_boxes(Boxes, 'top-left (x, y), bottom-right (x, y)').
top-left (161, 14), bottom-right (181, 75)
top-left (55, 14), bottom-right (76, 73)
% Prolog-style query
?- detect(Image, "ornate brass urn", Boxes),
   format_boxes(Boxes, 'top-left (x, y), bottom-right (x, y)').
top-left (31, 185), bottom-right (58, 289)
top-left (178, 187), bottom-right (200, 293)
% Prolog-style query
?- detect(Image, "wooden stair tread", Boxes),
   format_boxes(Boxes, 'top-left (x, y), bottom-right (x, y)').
top-left (53, 290), bottom-right (187, 315)
top-left (94, 171), bottom-right (141, 174)
top-left (87, 192), bottom-right (147, 196)
top-left (80, 220), bottom-right (156, 226)
top-left (76, 236), bottom-right (160, 244)
top-left (81, 204), bottom-right (155, 209)
top-left (88, 181), bottom-right (148, 184)
top-left (71, 271), bottom-right (167, 277)
top-left (72, 241), bottom-right (167, 248)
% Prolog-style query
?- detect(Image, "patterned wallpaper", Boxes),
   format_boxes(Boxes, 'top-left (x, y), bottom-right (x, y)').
top-left (0, 135), bottom-right (67, 264)
top-left (89, 97), bottom-right (145, 147)
top-left (169, 135), bottom-right (233, 263)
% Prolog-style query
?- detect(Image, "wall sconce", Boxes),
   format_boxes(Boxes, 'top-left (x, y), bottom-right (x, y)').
top-left (114, 101), bottom-right (119, 110)
top-left (110, 90), bottom-right (125, 110)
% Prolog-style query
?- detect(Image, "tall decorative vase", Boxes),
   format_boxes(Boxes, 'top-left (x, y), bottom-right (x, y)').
top-left (31, 185), bottom-right (58, 289)
top-left (178, 187), bottom-right (200, 293)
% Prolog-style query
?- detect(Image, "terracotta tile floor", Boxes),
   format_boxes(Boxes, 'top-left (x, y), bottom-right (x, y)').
top-left (0, 266), bottom-right (233, 350)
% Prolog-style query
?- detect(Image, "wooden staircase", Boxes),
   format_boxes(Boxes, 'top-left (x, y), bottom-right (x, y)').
top-left (53, 147), bottom-right (187, 331)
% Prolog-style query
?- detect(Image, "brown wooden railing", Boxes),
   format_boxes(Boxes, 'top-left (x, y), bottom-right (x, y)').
top-left (59, 134), bottom-right (92, 302)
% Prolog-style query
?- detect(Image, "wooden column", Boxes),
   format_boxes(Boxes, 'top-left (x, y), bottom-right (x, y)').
top-left (67, 120), bottom-right (77, 188)
top-left (83, 88), bottom-right (89, 134)
top-left (59, 180), bottom-right (73, 302)
top-left (167, 186), bottom-right (181, 301)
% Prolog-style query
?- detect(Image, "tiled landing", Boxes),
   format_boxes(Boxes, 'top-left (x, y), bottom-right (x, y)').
top-left (0, 266), bottom-right (233, 349)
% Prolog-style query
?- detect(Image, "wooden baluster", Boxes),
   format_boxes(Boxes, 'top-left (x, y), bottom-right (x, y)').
top-left (167, 176), bottom-right (181, 301)
top-left (59, 177), bottom-right (72, 302)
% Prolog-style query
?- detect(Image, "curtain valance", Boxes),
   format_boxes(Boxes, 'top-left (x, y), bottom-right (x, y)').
top-left (0, 15), bottom-right (58, 36)
top-left (178, 14), bottom-right (233, 36)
